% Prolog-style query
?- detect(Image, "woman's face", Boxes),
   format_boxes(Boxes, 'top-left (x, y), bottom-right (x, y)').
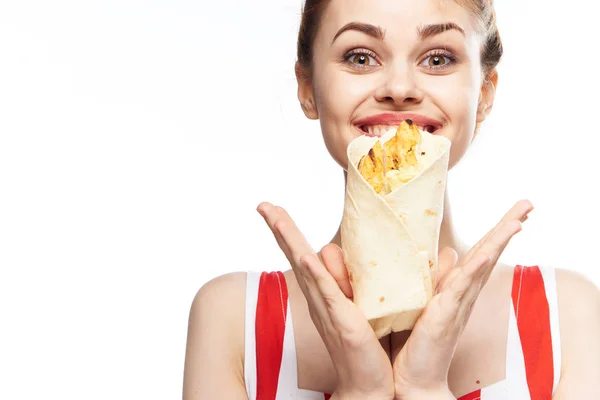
top-left (298, 0), bottom-right (496, 170)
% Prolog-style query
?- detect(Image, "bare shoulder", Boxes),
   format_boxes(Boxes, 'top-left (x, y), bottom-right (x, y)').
top-left (555, 267), bottom-right (600, 335)
top-left (554, 268), bottom-right (600, 398)
top-left (188, 271), bottom-right (248, 336)
top-left (192, 271), bottom-right (248, 308)
top-left (183, 272), bottom-right (248, 400)
top-left (555, 268), bottom-right (600, 296)
top-left (555, 268), bottom-right (600, 330)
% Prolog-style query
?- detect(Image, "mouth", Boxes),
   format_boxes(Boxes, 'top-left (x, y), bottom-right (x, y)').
top-left (353, 113), bottom-right (444, 137)
top-left (357, 124), bottom-right (439, 136)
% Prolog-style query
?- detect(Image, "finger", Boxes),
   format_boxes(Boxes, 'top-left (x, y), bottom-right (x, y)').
top-left (480, 199), bottom-right (531, 243)
top-left (257, 202), bottom-right (313, 296)
top-left (434, 247), bottom-right (458, 293)
top-left (471, 199), bottom-right (531, 252)
top-left (456, 220), bottom-right (522, 304)
top-left (464, 199), bottom-right (533, 263)
top-left (437, 219), bottom-right (522, 294)
top-left (478, 220), bottom-right (523, 285)
top-left (300, 252), bottom-right (348, 312)
top-left (272, 207), bottom-right (315, 262)
top-left (503, 199), bottom-right (534, 223)
top-left (272, 206), bottom-right (352, 310)
top-left (302, 253), bottom-right (383, 355)
top-left (258, 204), bottom-right (363, 342)
top-left (441, 252), bottom-right (491, 320)
top-left (257, 202), bottom-right (295, 263)
top-left (454, 253), bottom-right (490, 298)
top-left (476, 220), bottom-right (522, 268)
top-left (410, 254), bottom-right (487, 347)
top-left (321, 243), bottom-right (353, 299)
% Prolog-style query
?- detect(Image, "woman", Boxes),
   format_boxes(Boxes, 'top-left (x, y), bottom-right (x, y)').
top-left (183, 0), bottom-right (600, 398)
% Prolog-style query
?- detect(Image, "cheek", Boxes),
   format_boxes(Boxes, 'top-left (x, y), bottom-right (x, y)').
top-left (426, 73), bottom-right (480, 169)
top-left (313, 68), bottom-right (376, 169)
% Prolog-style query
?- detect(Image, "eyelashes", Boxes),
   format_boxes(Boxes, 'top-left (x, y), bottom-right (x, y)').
top-left (343, 49), bottom-right (379, 68)
top-left (341, 48), bottom-right (458, 71)
top-left (422, 50), bottom-right (457, 69)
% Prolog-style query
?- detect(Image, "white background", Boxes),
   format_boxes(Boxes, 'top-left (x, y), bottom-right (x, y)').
top-left (0, 0), bottom-right (598, 399)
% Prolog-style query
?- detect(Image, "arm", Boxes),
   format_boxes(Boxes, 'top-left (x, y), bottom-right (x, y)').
top-left (183, 272), bottom-right (248, 400)
top-left (553, 268), bottom-right (600, 399)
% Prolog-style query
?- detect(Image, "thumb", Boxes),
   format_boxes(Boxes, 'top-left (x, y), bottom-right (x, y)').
top-left (320, 243), bottom-right (354, 299)
top-left (434, 247), bottom-right (459, 293)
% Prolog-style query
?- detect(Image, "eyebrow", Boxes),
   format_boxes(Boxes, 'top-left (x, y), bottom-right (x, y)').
top-left (332, 22), bottom-right (385, 44)
top-left (417, 22), bottom-right (465, 39)
top-left (331, 21), bottom-right (465, 44)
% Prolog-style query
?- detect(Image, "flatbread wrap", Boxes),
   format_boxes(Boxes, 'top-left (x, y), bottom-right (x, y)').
top-left (341, 120), bottom-right (451, 338)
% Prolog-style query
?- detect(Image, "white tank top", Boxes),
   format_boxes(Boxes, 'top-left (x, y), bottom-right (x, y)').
top-left (244, 265), bottom-right (562, 399)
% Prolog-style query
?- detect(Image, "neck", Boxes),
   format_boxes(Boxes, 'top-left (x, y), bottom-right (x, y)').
top-left (329, 173), bottom-right (467, 260)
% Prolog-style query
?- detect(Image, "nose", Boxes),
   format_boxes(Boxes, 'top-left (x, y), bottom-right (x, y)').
top-left (374, 63), bottom-right (424, 106)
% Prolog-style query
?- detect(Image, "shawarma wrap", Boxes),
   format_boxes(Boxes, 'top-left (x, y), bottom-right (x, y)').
top-left (341, 120), bottom-right (451, 338)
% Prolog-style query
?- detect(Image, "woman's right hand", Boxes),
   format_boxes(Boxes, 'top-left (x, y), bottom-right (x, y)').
top-left (257, 202), bottom-right (395, 400)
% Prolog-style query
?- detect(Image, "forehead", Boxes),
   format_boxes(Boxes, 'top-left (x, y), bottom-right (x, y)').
top-left (319, 0), bottom-right (480, 41)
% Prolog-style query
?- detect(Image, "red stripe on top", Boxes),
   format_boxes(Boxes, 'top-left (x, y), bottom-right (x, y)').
top-left (255, 271), bottom-right (333, 399)
top-left (511, 265), bottom-right (554, 399)
top-left (255, 271), bottom-right (289, 400)
top-left (458, 389), bottom-right (481, 400)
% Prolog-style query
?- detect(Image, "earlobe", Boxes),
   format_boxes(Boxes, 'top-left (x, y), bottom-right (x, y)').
top-left (476, 102), bottom-right (490, 122)
top-left (295, 62), bottom-right (319, 120)
top-left (299, 96), bottom-right (319, 120)
top-left (300, 99), bottom-right (318, 119)
top-left (476, 70), bottom-right (498, 123)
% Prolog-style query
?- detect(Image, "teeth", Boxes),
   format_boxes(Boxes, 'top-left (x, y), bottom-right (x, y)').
top-left (384, 126), bottom-right (397, 135)
top-left (362, 124), bottom-right (439, 136)
top-left (365, 125), bottom-right (398, 136)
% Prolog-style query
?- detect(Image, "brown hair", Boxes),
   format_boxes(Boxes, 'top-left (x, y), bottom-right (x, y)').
top-left (296, 0), bottom-right (503, 81)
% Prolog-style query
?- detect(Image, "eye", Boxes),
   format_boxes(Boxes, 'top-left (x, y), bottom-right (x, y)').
top-left (420, 51), bottom-right (457, 70)
top-left (343, 49), bottom-right (380, 68)
top-left (350, 53), bottom-right (376, 66)
top-left (426, 55), bottom-right (448, 67)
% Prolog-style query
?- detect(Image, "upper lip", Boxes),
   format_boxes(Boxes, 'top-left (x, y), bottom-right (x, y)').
top-left (353, 112), bottom-right (444, 132)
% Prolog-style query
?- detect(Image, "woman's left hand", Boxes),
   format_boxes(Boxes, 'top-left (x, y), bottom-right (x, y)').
top-left (391, 199), bottom-right (534, 399)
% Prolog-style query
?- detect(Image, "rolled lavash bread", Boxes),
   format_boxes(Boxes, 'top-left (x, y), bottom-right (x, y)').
top-left (341, 121), bottom-right (451, 338)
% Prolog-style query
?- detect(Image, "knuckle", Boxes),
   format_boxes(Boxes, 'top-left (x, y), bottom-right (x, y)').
top-left (273, 219), bottom-right (287, 233)
top-left (275, 206), bottom-right (288, 217)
